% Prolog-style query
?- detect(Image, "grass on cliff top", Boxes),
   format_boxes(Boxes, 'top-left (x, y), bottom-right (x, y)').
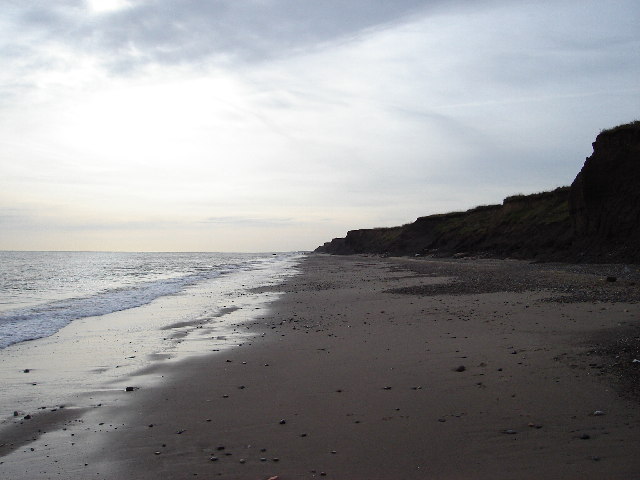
top-left (600, 120), bottom-right (640, 135)
top-left (501, 196), bottom-right (569, 225)
top-left (432, 188), bottom-right (569, 238)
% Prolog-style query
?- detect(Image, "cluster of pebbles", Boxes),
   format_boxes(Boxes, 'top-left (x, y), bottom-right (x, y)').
top-left (386, 256), bottom-right (640, 402)
top-left (386, 257), bottom-right (640, 303)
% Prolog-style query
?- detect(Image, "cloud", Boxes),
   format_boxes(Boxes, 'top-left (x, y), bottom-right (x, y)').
top-left (7, 0), bottom-right (498, 74)
top-left (1, 0), bottom-right (639, 251)
top-left (203, 216), bottom-right (297, 227)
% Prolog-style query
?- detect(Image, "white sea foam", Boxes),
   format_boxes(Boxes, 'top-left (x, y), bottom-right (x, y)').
top-left (0, 251), bottom-right (302, 349)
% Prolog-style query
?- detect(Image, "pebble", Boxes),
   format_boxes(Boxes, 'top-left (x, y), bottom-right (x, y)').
top-left (502, 429), bottom-right (517, 434)
top-left (592, 410), bottom-right (606, 416)
top-left (455, 365), bottom-right (466, 372)
top-left (279, 419), bottom-right (287, 424)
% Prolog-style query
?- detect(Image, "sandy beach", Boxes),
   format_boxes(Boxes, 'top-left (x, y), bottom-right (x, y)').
top-left (2, 254), bottom-right (640, 479)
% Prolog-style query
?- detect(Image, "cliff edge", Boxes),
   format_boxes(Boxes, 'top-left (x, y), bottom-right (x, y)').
top-left (316, 121), bottom-right (640, 262)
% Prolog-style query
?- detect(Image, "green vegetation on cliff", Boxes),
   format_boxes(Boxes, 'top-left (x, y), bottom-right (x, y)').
top-left (316, 121), bottom-right (640, 262)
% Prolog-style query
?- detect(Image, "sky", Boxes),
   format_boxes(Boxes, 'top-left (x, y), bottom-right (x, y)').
top-left (1, 0), bottom-right (639, 252)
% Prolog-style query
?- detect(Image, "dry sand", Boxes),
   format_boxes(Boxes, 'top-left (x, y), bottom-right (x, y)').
top-left (2, 254), bottom-right (640, 479)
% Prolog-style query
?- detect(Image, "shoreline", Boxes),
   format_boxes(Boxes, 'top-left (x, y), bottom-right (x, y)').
top-left (2, 254), bottom-right (640, 478)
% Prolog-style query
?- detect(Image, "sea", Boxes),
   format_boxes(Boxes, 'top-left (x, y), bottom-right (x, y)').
top-left (0, 251), bottom-right (304, 417)
top-left (0, 251), bottom-right (302, 349)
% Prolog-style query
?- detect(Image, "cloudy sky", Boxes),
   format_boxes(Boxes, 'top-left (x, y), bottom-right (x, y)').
top-left (1, 0), bottom-right (639, 252)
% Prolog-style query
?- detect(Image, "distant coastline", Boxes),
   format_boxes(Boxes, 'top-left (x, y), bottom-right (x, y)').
top-left (316, 121), bottom-right (640, 263)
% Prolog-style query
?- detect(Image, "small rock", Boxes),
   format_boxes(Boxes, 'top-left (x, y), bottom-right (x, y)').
top-left (502, 429), bottom-right (517, 434)
top-left (279, 419), bottom-right (286, 425)
top-left (455, 365), bottom-right (466, 372)
top-left (592, 410), bottom-right (606, 416)
top-left (383, 386), bottom-right (392, 390)
top-left (209, 456), bottom-right (218, 462)
top-left (23, 369), bottom-right (30, 373)
top-left (580, 434), bottom-right (591, 440)
top-left (125, 386), bottom-right (138, 392)
top-left (24, 415), bottom-right (31, 420)
top-left (606, 276), bottom-right (617, 282)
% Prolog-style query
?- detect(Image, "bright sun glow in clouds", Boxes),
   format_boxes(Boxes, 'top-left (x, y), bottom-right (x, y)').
top-left (0, 1), bottom-right (639, 251)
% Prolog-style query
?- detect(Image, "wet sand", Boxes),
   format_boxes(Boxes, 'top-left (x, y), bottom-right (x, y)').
top-left (2, 254), bottom-right (640, 479)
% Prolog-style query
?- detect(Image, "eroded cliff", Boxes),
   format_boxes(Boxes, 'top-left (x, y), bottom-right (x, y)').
top-left (316, 121), bottom-right (640, 262)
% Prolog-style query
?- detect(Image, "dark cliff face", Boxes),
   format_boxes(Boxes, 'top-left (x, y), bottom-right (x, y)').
top-left (316, 121), bottom-right (640, 262)
top-left (569, 122), bottom-right (640, 259)
top-left (316, 188), bottom-right (572, 259)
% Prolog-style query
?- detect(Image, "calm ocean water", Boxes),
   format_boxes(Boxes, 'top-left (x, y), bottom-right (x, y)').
top-left (0, 251), bottom-right (303, 349)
